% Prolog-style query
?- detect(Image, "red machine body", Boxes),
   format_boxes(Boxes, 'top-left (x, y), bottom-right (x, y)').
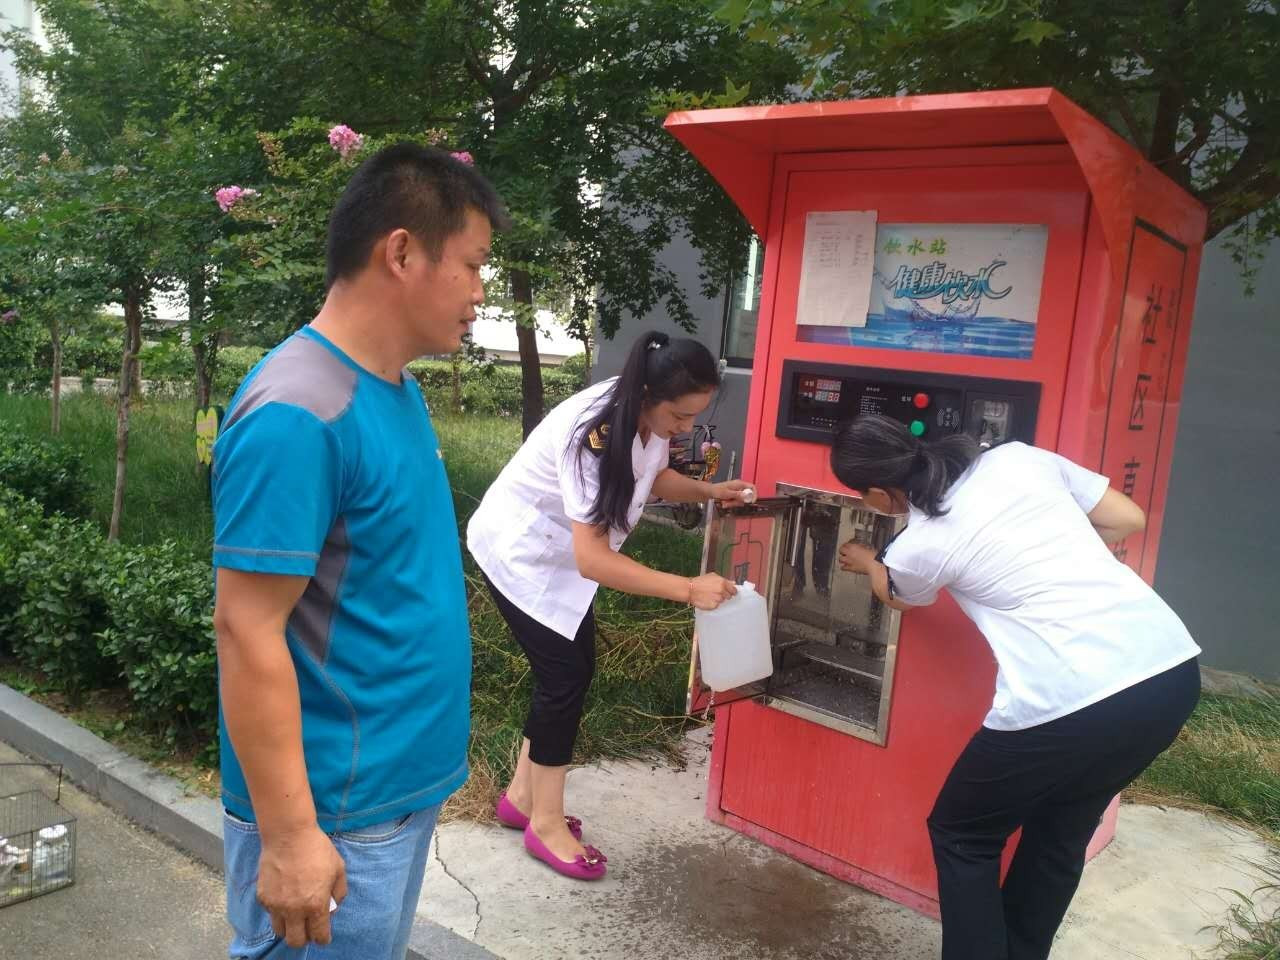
top-left (666, 89), bottom-right (1207, 915)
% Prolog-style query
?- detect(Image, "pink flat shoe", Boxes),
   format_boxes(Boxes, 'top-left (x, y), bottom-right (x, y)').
top-left (495, 793), bottom-right (582, 839)
top-left (523, 825), bottom-right (607, 880)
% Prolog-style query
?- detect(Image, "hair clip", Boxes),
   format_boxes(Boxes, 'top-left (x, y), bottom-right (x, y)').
top-left (647, 340), bottom-right (663, 351)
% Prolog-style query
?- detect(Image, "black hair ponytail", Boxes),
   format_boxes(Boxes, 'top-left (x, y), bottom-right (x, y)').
top-left (576, 331), bottom-right (720, 533)
top-left (829, 414), bottom-right (978, 517)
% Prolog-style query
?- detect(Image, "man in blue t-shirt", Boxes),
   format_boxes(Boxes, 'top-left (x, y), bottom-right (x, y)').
top-left (212, 144), bottom-right (508, 960)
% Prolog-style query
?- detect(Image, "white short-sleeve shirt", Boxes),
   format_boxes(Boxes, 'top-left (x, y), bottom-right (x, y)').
top-left (466, 378), bottom-right (670, 639)
top-left (882, 442), bottom-right (1200, 731)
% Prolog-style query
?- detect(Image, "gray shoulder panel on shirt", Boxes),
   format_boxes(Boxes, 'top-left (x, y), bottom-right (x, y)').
top-left (224, 334), bottom-right (357, 430)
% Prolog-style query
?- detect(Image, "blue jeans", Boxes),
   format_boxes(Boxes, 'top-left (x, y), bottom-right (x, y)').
top-left (223, 804), bottom-right (442, 960)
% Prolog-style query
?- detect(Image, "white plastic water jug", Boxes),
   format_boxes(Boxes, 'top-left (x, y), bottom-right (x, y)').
top-left (695, 581), bottom-right (773, 691)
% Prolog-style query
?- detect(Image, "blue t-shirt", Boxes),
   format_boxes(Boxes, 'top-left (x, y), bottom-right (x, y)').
top-left (212, 326), bottom-right (470, 831)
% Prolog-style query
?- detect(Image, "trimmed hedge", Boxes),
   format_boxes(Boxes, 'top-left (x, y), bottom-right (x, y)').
top-left (0, 487), bottom-right (45, 647)
top-left (408, 359), bottom-right (585, 417)
top-left (6, 508), bottom-right (118, 699)
top-left (0, 424), bottom-right (92, 519)
top-left (0, 483), bottom-right (217, 743)
top-left (97, 541), bottom-right (218, 746)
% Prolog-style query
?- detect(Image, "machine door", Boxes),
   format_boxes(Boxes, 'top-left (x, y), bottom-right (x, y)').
top-left (765, 484), bottom-right (906, 746)
top-left (686, 497), bottom-right (800, 714)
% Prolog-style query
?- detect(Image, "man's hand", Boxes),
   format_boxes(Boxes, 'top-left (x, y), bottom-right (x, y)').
top-left (838, 541), bottom-right (876, 575)
top-left (216, 568), bottom-right (339, 948)
top-left (709, 479), bottom-right (756, 507)
top-left (258, 823), bottom-right (348, 948)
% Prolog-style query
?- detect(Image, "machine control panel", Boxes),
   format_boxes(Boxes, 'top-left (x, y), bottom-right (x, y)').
top-left (777, 360), bottom-right (1040, 448)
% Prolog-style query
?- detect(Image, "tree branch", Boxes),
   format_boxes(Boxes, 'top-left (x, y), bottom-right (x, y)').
top-left (1149, 82), bottom-right (1185, 170)
top-left (1173, 113), bottom-right (1213, 168)
top-left (1206, 168), bottom-right (1280, 239)
top-left (327, 10), bottom-right (417, 52)
top-left (462, 37), bottom-right (494, 92)
top-left (1200, 138), bottom-right (1268, 210)
top-left (492, 60), bottom-right (558, 117)
top-left (1109, 95), bottom-right (1147, 148)
top-left (1147, 0), bottom-right (1193, 166)
top-left (1214, 108), bottom-right (1250, 138)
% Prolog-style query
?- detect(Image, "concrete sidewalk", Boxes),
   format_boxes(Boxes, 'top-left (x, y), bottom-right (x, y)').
top-left (2, 677), bottom-right (1275, 960)
top-left (0, 741), bottom-right (227, 959)
top-left (418, 727), bottom-right (1274, 960)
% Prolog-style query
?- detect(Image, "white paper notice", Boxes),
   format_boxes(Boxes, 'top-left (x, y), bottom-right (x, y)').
top-left (796, 210), bottom-right (877, 328)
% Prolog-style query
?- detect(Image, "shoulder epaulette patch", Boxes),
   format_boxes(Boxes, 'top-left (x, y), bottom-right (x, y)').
top-left (587, 423), bottom-right (610, 454)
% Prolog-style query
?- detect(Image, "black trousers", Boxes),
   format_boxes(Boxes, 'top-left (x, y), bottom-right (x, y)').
top-left (928, 657), bottom-right (1200, 960)
top-left (484, 575), bottom-right (596, 767)
top-left (792, 519), bottom-right (838, 593)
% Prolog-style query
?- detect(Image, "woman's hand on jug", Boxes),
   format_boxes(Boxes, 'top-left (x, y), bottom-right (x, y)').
top-left (838, 541), bottom-right (876, 575)
top-left (689, 573), bottom-right (738, 610)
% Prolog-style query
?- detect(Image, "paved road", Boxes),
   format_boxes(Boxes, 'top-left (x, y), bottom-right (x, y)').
top-left (1, 741), bottom-right (227, 960)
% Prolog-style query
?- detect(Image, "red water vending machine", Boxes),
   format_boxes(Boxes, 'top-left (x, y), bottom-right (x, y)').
top-left (666, 89), bottom-right (1206, 916)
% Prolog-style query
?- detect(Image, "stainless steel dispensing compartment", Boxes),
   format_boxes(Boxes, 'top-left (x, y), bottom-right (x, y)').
top-left (689, 488), bottom-right (905, 745)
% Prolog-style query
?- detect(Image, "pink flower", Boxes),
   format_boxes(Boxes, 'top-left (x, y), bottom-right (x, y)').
top-left (1, 309), bottom-right (19, 325)
top-left (450, 151), bottom-right (474, 166)
top-left (37, 153), bottom-right (51, 165)
top-left (328, 124), bottom-right (364, 159)
top-left (214, 185), bottom-right (257, 213)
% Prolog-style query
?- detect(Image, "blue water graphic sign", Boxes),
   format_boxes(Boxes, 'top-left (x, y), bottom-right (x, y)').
top-left (797, 223), bottom-right (1048, 360)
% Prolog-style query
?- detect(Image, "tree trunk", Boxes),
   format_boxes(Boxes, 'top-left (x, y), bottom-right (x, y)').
top-left (50, 313), bottom-right (62, 435)
top-left (193, 338), bottom-right (213, 410)
top-left (129, 324), bottom-right (144, 400)
top-left (189, 269), bottom-right (213, 410)
top-left (511, 268), bottom-right (544, 438)
top-left (450, 350), bottom-right (463, 413)
top-left (110, 285), bottom-right (143, 541)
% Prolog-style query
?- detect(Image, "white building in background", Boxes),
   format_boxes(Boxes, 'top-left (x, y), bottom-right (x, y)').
top-left (469, 308), bottom-right (583, 365)
top-left (0, 0), bottom-right (42, 115)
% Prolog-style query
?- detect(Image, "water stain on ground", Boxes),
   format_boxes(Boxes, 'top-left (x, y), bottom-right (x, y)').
top-left (609, 836), bottom-right (921, 959)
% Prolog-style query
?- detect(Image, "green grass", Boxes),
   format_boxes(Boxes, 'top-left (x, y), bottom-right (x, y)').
top-left (435, 409), bottom-right (702, 815)
top-left (0, 391), bottom-right (212, 555)
top-left (0, 394), bottom-right (702, 818)
top-left (19, 390), bottom-right (1280, 837)
top-left (1132, 692), bottom-right (1280, 836)
top-left (0, 660), bottom-right (219, 798)
top-left (1207, 856), bottom-right (1280, 959)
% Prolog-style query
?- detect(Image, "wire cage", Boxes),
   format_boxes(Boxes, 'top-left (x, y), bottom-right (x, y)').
top-left (1, 766), bottom-right (77, 908)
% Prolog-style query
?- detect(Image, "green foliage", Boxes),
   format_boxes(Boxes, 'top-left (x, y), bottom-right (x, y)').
top-left (51, 311), bottom-right (125, 381)
top-left (558, 351), bottom-right (590, 388)
top-left (0, 308), bottom-right (120, 391)
top-left (213, 345), bottom-right (268, 400)
top-left (719, 0), bottom-right (1280, 281)
top-left (1137, 692), bottom-right (1280, 834)
top-left (0, 311), bottom-right (44, 390)
top-left (0, 487), bottom-right (46, 653)
top-left (0, 423), bottom-right (93, 518)
top-left (98, 541), bottom-right (218, 745)
top-left (5, 510), bottom-right (118, 701)
top-left (0, 393), bottom-right (212, 554)
top-left (408, 359), bottom-right (582, 417)
top-left (0, 464), bottom-right (215, 737)
top-left (0, 396), bottom-right (706, 783)
top-left (138, 338), bottom-right (195, 384)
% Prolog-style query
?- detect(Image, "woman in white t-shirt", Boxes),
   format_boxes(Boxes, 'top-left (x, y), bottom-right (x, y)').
top-left (467, 332), bottom-right (753, 881)
top-left (830, 413), bottom-right (1200, 960)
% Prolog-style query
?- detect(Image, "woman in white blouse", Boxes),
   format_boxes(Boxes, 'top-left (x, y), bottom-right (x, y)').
top-left (831, 413), bottom-right (1200, 960)
top-left (467, 331), bottom-right (754, 880)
